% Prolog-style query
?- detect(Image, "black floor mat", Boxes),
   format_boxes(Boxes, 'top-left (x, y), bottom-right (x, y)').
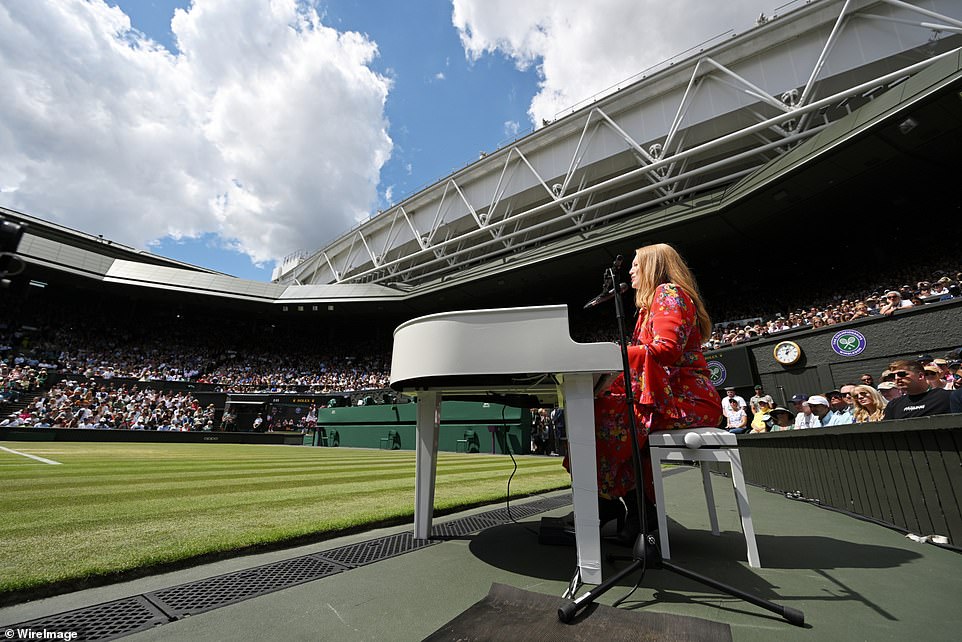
top-left (423, 582), bottom-right (732, 641)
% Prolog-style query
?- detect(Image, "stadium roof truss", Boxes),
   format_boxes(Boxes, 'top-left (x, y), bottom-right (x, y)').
top-left (276, 0), bottom-right (962, 290)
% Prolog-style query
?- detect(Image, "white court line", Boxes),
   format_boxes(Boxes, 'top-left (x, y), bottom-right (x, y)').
top-left (0, 445), bottom-right (62, 465)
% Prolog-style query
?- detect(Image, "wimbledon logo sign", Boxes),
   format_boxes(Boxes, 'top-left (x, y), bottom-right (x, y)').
top-left (707, 361), bottom-right (727, 386)
top-left (831, 329), bottom-right (867, 357)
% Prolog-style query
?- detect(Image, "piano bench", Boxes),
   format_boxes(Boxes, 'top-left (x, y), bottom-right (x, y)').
top-left (649, 427), bottom-right (760, 568)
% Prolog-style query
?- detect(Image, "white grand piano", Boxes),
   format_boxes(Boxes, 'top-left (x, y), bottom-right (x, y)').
top-left (390, 304), bottom-right (621, 585)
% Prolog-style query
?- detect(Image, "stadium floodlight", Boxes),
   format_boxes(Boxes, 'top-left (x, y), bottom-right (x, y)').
top-left (0, 219), bottom-right (24, 253)
top-left (0, 218), bottom-right (26, 286)
top-left (898, 117), bottom-right (918, 134)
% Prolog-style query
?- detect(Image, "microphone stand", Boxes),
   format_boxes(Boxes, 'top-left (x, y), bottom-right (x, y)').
top-left (558, 261), bottom-right (804, 626)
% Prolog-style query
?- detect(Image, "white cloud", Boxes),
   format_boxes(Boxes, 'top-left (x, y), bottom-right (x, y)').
top-left (434, 71), bottom-right (446, 81)
top-left (452, 0), bottom-right (774, 126)
top-left (504, 120), bottom-right (520, 137)
top-left (0, 0), bottom-right (392, 267)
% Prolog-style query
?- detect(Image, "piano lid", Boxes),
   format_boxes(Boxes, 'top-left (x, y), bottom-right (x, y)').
top-left (390, 304), bottom-right (621, 389)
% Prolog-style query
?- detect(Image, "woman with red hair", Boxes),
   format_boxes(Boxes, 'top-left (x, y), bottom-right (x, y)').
top-left (568, 243), bottom-right (722, 543)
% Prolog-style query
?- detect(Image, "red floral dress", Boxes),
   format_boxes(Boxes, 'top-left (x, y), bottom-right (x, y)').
top-left (575, 283), bottom-right (722, 498)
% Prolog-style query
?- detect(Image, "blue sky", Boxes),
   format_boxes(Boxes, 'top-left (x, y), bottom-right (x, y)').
top-left (0, 0), bottom-right (775, 281)
top-left (111, 0), bottom-right (540, 280)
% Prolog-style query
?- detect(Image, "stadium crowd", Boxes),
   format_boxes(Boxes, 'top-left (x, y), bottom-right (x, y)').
top-left (0, 380), bottom-right (214, 430)
top-left (0, 310), bottom-right (391, 395)
top-left (2, 252), bottom-right (961, 432)
top-left (704, 269), bottom-right (962, 349)
top-left (722, 354), bottom-right (962, 435)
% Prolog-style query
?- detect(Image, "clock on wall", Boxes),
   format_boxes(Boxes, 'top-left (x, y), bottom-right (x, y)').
top-left (773, 340), bottom-right (802, 366)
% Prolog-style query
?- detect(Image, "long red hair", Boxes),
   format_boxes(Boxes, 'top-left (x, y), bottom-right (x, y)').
top-left (633, 243), bottom-right (712, 339)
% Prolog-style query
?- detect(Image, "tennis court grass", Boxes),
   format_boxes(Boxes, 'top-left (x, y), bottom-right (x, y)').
top-left (0, 442), bottom-right (571, 597)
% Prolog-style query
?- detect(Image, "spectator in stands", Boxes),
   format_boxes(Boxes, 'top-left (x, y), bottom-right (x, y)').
top-left (769, 407), bottom-right (794, 431)
top-left (724, 398), bottom-right (748, 434)
top-left (859, 373), bottom-right (875, 387)
top-left (750, 399), bottom-right (773, 433)
top-left (840, 383), bottom-right (858, 412)
top-left (877, 380), bottom-right (902, 402)
top-left (749, 385), bottom-right (773, 415)
top-left (825, 390), bottom-right (855, 425)
top-left (791, 394), bottom-right (819, 429)
top-left (849, 301), bottom-right (871, 321)
top-left (951, 384), bottom-right (962, 414)
top-left (947, 359), bottom-right (961, 390)
top-left (879, 291), bottom-right (912, 316)
top-left (806, 395), bottom-right (832, 427)
top-left (931, 278), bottom-right (950, 297)
top-left (724, 387), bottom-right (747, 410)
top-left (882, 359), bottom-right (952, 419)
top-left (923, 364), bottom-right (945, 391)
top-left (930, 359), bottom-right (954, 389)
top-left (852, 385), bottom-right (887, 423)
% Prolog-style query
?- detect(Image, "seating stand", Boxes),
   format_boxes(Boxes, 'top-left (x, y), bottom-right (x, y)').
top-left (648, 427), bottom-right (761, 568)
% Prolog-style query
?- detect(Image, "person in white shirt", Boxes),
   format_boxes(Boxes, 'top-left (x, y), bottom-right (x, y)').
top-left (724, 398), bottom-right (748, 434)
top-left (794, 398), bottom-right (821, 429)
top-left (723, 387), bottom-right (747, 410)
top-left (879, 290), bottom-right (913, 315)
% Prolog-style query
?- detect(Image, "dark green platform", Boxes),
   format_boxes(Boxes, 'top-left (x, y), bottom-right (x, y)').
top-left (1, 466), bottom-right (958, 641)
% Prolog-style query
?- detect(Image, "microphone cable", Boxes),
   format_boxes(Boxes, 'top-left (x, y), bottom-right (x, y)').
top-left (501, 403), bottom-right (542, 536)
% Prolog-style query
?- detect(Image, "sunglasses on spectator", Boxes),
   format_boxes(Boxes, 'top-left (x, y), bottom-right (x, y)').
top-left (855, 391), bottom-right (873, 398)
top-left (924, 371), bottom-right (939, 377)
top-left (886, 295), bottom-right (899, 300)
top-left (890, 370), bottom-right (912, 378)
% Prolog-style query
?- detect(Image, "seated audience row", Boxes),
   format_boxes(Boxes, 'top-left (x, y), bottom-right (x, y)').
top-left (726, 354), bottom-right (962, 433)
top-left (706, 269), bottom-right (961, 349)
top-left (0, 381), bottom-right (213, 430)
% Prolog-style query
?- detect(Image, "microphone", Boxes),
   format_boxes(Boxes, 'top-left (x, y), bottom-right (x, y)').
top-left (583, 282), bottom-right (629, 309)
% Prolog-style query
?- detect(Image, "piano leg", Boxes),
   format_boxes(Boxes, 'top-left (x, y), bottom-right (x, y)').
top-left (562, 373), bottom-right (603, 586)
top-left (414, 391), bottom-right (441, 540)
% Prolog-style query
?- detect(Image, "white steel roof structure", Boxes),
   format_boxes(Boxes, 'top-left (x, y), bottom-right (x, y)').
top-left (5, 0), bottom-right (961, 309)
top-left (274, 0), bottom-right (962, 289)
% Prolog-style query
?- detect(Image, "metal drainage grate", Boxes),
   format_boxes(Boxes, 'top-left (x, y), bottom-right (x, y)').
top-left (483, 498), bottom-right (570, 523)
top-left (3, 495), bottom-right (567, 641)
top-left (533, 494), bottom-right (576, 511)
top-left (147, 555), bottom-right (345, 618)
top-left (317, 531), bottom-right (438, 568)
top-left (431, 514), bottom-right (503, 537)
top-left (7, 596), bottom-right (168, 642)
